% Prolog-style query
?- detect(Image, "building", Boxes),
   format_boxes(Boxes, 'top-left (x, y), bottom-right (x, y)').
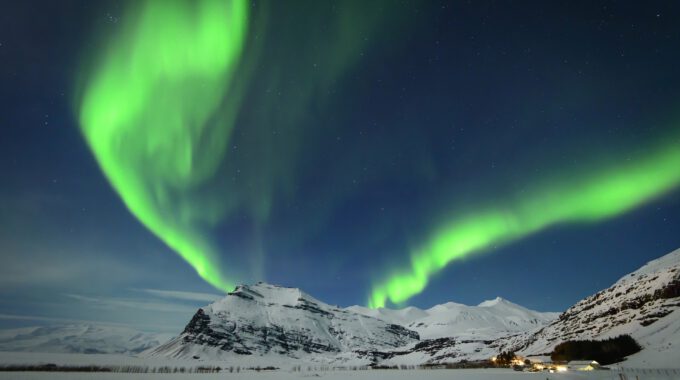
top-left (567, 360), bottom-right (600, 371)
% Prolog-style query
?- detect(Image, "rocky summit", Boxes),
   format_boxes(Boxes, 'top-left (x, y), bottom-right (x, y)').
top-left (147, 283), bottom-right (419, 361)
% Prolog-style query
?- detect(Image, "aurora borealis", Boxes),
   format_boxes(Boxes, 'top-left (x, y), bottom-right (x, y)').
top-left (2, 0), bottom-right (680, 329)
top-left (77, 0), bottom-right (405, 292)
top-left (79, 0), bottom-right (248, 291)
top-left (369, 138), bottom-right (680, 307)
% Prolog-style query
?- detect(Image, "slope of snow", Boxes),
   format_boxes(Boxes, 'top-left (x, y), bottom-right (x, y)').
top-left (620, 306), bottom-right (680, 369)
top-left (0, 324), bottom-right (172, 355)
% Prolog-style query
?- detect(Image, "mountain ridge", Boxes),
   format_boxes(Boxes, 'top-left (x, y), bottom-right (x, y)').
top-left (146, 282), bottom-right (557, 363)
top-left (4, 248), bottom-right (678, 367)
top-left (0, 324), bottom-right (173, 355)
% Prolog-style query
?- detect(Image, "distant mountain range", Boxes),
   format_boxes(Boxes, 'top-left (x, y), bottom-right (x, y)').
top-left (0, 324), bottom-right (172, 355)
top-left (2, 248), bottom-right (678, 367)
top-left (348, 296), bottom-right (559, 340)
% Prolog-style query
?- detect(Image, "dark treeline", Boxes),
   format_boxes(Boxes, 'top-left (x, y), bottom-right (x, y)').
top-left (0, 364), bottom-right (112, 372)
top-left (0, 361), bottom-right (519, 373)
top-left (495, 350), bottom-right (517, 366)
top-left (551, 334), bottom-right (642, 365)
top-left (0, 364), bottom-right (224, 373)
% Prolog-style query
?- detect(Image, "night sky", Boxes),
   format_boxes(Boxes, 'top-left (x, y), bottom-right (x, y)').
top-left (1, 0), bottom-right (679, 332)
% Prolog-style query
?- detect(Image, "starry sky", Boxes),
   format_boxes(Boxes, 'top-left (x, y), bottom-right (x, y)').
top-left (1, 0), bottom-right (679, 332)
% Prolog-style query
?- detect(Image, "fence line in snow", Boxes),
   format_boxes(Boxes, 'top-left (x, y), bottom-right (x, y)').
top-left (612, 367), bottom-right (680, 380)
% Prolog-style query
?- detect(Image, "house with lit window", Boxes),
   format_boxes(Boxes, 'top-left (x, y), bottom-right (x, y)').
top-left (567, 360), bottom-right (600, 371)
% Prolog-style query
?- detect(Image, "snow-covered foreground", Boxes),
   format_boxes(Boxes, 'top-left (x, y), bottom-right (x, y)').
top-left (0, 353), bottom-right (678, 379)
top-left (0, 369), bottom-right (653, 380)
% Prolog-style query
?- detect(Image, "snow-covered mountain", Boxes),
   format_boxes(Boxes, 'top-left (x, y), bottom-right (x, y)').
top-left (346, 298), bottom-right (557, 365)
top-left (147, 282), bottom-right (556, 364)
top-left (0, 324), bottom-right (173, 355)
top-left (147, 283), bottom-right (419, 361)
top-left (349, 297), bottom-right (558, 340)
top-left (378, 248), bottom-right (680, 366)
top-left (25, 247), bottom-right (674, 366)
top-left (516, 248), bottom-right (680, 360)
top-left (343, 297), bottom-right (557, 365)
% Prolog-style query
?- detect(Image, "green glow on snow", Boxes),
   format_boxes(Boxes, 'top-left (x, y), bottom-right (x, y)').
top-left (369, 140), bottom-right (680, 308)
top-left (79, 0), bottom-right (248, 291)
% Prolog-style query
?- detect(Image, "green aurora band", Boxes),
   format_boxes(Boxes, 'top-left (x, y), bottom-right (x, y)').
top-left (78, 0), bottom-right (248, 291)
top-left (369, 139), bottom-right (680, 308)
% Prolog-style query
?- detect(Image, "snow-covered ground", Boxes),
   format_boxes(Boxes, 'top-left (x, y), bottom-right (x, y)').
top-left (0, 369), bottom-right (651, 380)
top-left (615, 305), bottom-right (680, 369)
top-left (3, 352), bottom-right (678, 379)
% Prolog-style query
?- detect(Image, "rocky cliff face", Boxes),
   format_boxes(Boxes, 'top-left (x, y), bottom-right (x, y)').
top-left (147, 283), bottom-right (419, 360)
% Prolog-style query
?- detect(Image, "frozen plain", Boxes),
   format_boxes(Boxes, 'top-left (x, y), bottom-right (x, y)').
top-left (2, 349), bottom-right (680, 380)
top-left (0, 370), bottom-right (635, 380)
top-left (0, 368), bottom-right (675, 380)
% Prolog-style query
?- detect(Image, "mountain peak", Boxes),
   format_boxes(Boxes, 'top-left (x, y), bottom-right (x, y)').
top-left (617, 247), bottom-right (680, 284)
top-left (478, 296), bottom-right (510, 307)
top-left (215, 282), bottom-right (321, 310)
top-left (149, 282), bottom-right (420, 360)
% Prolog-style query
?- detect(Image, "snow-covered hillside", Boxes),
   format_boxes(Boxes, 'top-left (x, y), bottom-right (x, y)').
top-left (375, 248), bottom-right (677, 366)
top-left (517, 248), bottom-right (680, 359)
top-left (0, 324), bottom-right (172, 355)
top-left (147, 283), bottom-right (419, 361)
